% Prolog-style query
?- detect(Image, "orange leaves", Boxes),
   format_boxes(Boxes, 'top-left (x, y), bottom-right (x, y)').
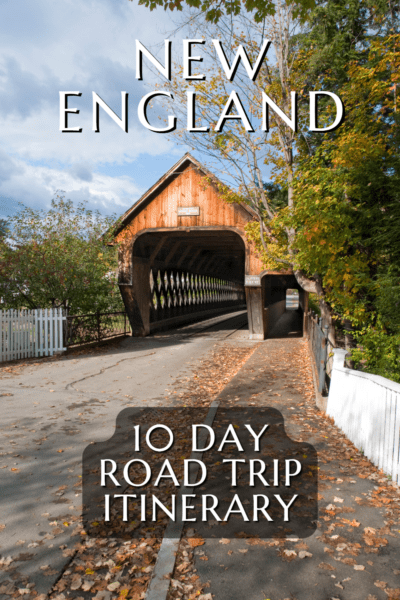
top-left (363, 527), bottom-right (388, 548)
top-left (187, 537), bottom-right (205, 548)
top-left (347, 519), bottom-right (361, 528)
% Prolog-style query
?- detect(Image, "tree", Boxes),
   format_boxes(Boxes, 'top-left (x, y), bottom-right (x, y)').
top-left (147, 0), bottom-right (399, 365)
top-left (158, 4), bottom-right (336, 327)
top-left (0, 195), bottom-right (123, 314)
top-left (0, 219), bottom-right (9, 239)
top-left (288, 28), bottom-right (400, 375)
top-left (137, 0), bottom-right (315, 24)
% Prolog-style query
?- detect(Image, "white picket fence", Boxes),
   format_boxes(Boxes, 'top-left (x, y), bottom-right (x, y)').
top-left (327, 349), bottom-right (400, 486)
top-left (0, 308), bottom-right (66, 362)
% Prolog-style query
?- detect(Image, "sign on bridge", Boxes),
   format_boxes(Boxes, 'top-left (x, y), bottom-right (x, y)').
top-left (245, 275), bottom-right (262, 287)
top-left (177, 206), bottom-right (200, 216)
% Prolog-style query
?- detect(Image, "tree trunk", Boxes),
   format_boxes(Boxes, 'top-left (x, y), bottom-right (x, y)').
top-left (343, 319), bottom-right (356, 368)
top-left (293, 269), bottom-right (336, 346)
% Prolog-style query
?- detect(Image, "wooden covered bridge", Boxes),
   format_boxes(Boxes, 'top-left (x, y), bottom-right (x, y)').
top-left (115, 154), bottom-right (308, 340)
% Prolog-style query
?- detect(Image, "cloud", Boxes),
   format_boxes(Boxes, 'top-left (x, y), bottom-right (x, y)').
top-left (0, 156), bottom-right (143, 215)
top-left (70, 163), bottom-right (93, 183)
top-left (0, 0), bottom-right (180, 215)
top-left (0, 57), bottom-right (58, 119)
top-left (0, 149), bottom-right (24, 183)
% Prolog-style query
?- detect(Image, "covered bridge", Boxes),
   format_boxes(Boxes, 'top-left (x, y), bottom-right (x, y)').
top-left (114, 153), bottom-right (308, 339)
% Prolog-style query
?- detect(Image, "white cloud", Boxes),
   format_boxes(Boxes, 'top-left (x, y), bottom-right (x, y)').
top-left (0, 153), bottom-right (144, 215)
top-left (0, 0), bottom-right (180, 213)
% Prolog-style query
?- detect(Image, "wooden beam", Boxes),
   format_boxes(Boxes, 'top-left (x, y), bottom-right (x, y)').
top-left (149, 236), bottom-right (167, 264)
top-left (176, 245), bottom-right (193, 268)
top-left (203, 255), bottom-right (217, 272)
top-left (164, 241), bottom-right (181, 265)
top-left (187, 248), bottom-right (202, 269)
top-left (194, 253), bottom-right (210, 272)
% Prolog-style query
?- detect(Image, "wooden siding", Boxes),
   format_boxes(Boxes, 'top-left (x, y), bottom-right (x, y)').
top-left (116, 161), bottom-right (267, 276)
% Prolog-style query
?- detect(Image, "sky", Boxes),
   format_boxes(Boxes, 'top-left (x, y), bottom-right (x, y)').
top-left (0, 0), bottom-right (188, 219)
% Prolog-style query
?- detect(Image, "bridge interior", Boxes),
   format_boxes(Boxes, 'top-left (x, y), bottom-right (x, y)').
top-left (262, 274), bottom-right (306, 338)
top-left (125, 230), bottom-right (247, 336)
top-left (121, 231), bottom-right (308, 339)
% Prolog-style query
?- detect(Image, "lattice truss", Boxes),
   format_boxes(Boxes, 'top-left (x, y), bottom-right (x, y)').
top-left (149, 269), bottom-right (244, 319)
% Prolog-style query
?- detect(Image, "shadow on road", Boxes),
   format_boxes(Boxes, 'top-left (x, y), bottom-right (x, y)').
top-left (268, 309), bottom-right (303, 339)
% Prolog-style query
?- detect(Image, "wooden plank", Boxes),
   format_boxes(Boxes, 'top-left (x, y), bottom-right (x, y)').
top-left (394, 394), bottom-right (400, 485)
top-left (193, 253), bottom-right (210, 272)
top-left (49, 308), bottom-right (53, 357)
top-left (176, 245), bottom-right (193, 268)
top-left (202, 255), bottom-right (217, 272)
top-left (164, 241), bottom-right (181, 265)
top-left (246, 287), bottom-right (266, 340)
top-left (187, 248), bottom-right (202, 269)
top-left (149, 236), bottom-right (167, 264)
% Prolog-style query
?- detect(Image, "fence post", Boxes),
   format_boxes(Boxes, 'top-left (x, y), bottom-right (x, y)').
top-left (318, 324), bottom-right (329, 394)
top-left (63, 309), bottom-right (68, 349)
top-left (97, 311), bottom-right (101, 343)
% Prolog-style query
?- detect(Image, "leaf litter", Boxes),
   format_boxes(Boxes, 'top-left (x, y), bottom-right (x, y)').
top-left (2, 338), bottom-right (400, 599)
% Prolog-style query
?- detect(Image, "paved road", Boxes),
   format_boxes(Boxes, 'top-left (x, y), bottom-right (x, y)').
top-left (3, 309), bottom-right (397, 600)
top-left (0, 311), bottom-right (252, 595)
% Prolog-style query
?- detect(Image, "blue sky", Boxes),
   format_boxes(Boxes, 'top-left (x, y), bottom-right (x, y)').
top-left (0, 0), bottom-right (187, 218)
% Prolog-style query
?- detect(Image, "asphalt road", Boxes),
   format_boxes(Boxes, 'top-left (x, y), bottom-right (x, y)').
top-left (0, 311), bottom-right (252, 595)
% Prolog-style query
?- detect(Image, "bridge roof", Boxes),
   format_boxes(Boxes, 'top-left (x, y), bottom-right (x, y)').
top-left (117, 152), bottom-right (258, 231)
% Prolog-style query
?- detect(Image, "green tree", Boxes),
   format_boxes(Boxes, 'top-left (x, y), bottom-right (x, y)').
top-left (288, 30), bottom-right (400, 377)
top-left (0, 195), bottom-right (123, 314)
top-left (150, 1), bottom-right (399, 368)
top-left (0, 219), bottom-right (9, 239)
top-left (137, 0), bottom-right (315, 24)
top-left (157, 5), bottom-right (338, 331)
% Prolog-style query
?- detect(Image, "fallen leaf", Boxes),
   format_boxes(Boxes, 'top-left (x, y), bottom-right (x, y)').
top-left (385, 589), bottom-right (400, 599)
top-left (188, 537), bottom-right (205, 548)
top-left (318, 562), bottom-right (335, 571)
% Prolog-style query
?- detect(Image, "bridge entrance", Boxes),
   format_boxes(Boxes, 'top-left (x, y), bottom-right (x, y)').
top-left (114, 153), bottom-right (308, 339)
top-left (125, 229), bottom-right (246, 335)
top-left (262, 274), bottom-right (308, 338)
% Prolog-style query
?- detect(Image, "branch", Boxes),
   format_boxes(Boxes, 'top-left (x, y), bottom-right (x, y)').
top-left (293, 269), bottom-right (322, 295)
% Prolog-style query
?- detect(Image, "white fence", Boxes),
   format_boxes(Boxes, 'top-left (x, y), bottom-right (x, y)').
top-left (0, 308), bottom-right (66, 362)
top-left (327, 349), bottom-right (400, 486)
